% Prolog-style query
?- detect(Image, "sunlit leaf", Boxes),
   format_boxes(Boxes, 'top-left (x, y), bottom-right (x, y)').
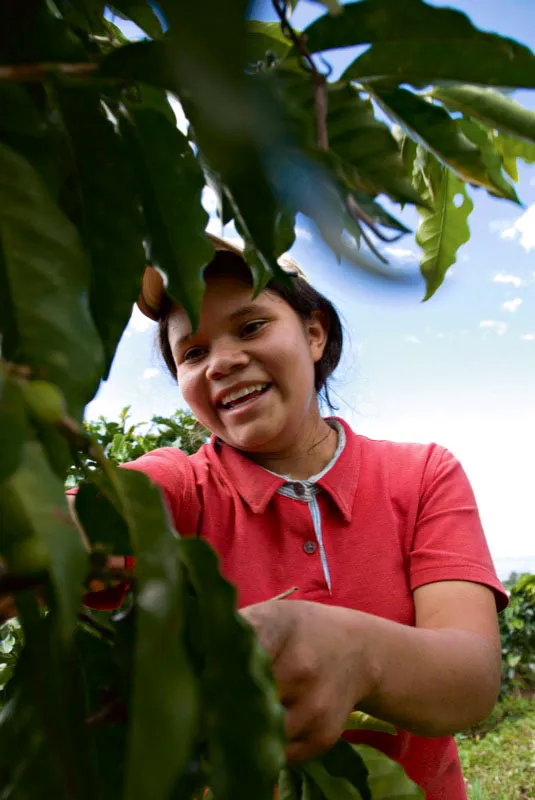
top-left (353, 744), bottom-right (425, 799)
top-left (0, 142), bottom-right (104, 420)
top-left (246, 21), bottom-right (292, 62)
top-left (493, 132), bottom-right (535, 165)
top-left (113, 469), bottom-right (199, 800)
top-left (345, 711), bottom-right (397, 735)
top-left (415, 155), bottom-right (473, 300)
top-left (459, 118), bottom-right (520, 203)
top-left (369, 86), bottom-right (495, 191)
top-left (124, 105), bottom-right (214, 329)
top-left (302, 0), bottom-right (535, 89)
top-left (431, 85), bottom-right (535, 145)
top-left (179, 537), bottom-right (285, 800)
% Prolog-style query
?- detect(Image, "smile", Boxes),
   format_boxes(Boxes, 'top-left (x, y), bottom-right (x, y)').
top-left (219, 383), bottom-right (272, 411)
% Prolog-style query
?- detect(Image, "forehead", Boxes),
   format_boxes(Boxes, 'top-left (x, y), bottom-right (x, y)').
top-left (166, 275), bottom-right (288, 343)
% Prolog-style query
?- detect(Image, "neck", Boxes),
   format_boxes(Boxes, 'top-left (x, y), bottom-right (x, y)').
top-left (249, 415), bottom-right (338, 480)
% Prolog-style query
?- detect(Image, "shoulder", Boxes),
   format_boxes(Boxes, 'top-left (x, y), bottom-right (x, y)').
top-left (348, 426), bottom-right (449, 476)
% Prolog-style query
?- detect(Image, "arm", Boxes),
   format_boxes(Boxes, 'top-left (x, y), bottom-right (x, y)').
top-left (354, 580), bottom-right (502, 736)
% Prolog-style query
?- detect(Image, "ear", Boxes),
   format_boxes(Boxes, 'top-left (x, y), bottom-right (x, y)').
top-left (306, 310), bottom-right (329, 364)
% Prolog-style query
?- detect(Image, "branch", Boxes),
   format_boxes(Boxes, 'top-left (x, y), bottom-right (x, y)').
top-left (0, 62), bottom-right (97, 82)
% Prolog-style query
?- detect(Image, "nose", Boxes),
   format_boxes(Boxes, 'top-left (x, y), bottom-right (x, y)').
top-left (205, 339), bottom-right (250, 381)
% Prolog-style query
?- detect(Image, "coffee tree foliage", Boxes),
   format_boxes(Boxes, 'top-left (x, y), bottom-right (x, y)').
top-left (2, 0), bottom-right (535, 797)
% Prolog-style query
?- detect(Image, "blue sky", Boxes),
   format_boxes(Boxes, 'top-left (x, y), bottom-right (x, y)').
top-left (91, 1), bottom-right (535, 576)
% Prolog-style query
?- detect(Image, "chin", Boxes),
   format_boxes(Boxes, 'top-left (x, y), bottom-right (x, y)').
top-left (223, 420), bottom-right (284, 453)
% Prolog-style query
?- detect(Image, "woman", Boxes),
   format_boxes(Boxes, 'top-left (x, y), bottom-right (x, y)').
top-left (87, 235), bottom-right (507, 799)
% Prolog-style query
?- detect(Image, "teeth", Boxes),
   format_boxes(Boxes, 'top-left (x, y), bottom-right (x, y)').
top-left (221, 383), bottom-right (268, 407)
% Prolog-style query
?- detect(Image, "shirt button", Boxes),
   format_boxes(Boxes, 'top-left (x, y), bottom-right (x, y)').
top-left (293, 483), bottom-right (306, 497)
top-left (303, 540), bottom-right (316, 554)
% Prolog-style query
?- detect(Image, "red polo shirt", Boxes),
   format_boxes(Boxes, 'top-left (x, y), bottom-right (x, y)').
top-left (84, 417), bottom-right (507, 799)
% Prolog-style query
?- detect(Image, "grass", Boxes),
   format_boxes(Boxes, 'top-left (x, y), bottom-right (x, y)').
top-left (456, 696), bottom-right (535, 799)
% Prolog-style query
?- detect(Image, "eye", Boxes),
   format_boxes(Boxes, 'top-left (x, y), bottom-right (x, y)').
top-left (241, 319), bottom-right (267, 338)
top-left (182, 346), bottom-right (207, 363)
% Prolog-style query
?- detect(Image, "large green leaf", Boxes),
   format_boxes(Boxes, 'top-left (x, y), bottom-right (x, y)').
top-left (108, 0), bottom-right (164, 38)
top-left (368, 87), bottom-right (497, 192)
top-left (124, 105), bottom-right (214, 328)
top-left (0, 371), bottom-right (27, 482)
top-left (0, 143), bottom-right (104, 420)
top-left (53, 83), bottom-right (147, 378)
top-left (415, 155), bottom-right (474, 300)
top-left (112, 468), bottom-right (199, 800)
top-left (179, 537), bottom-right (285, 800)
top-left (459, 118), bottom-right (520, 204)
top-left (0, 441), bottom-right (87, 642)
top-left (431, 85), bottom-right (535, 145)
top-left (0, 609), bottom-right (99, 800)
top-left (353, 745), bottom-right (424, 799)
top-left (302, 0), bottom-right (535, 88)
top-left (301, 760), bottom-right (363, 800)
top-left (307, 739), bottom-right (372, 800)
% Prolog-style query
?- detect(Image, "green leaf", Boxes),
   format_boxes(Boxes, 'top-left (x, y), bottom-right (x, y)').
top-left (350, 192), bottom-right (411, 235)
top-left (493, 132), bottom-right (535, 165)
top-left (124, 105), bottom-right (213, 329)
top-left (0, 142), bottom-right (104, 420)
top-left (0, 610), bottom-right (100, 800)
top-left (415, 156), bottom-right (473, 300)
top-left (75, 481), bottom-right (131, 555)
top-left (179, 537), bottom-right (285, 800)
top-left (0, 371), bottom-right (28, 482)
top-left (109, 1), bottom-right (164, 38)
top-left (246, 21), bottom-right (292, 62)
top-left (353, 744), bottom-right (425, 799)
top-left (345, 711), bottom-right (397, 735)
top-left (112, 469), bottom-right (199, 800)
top-left (459, 118), bottom-right (520, 203)
top-left (326, 83), bottom-right (424, 206)
top-left (368, 87), bottom-right (495, 191)
top-left (311, 738), bottom-right (372, 800)
top-left (302, 760), bottom-right (363, 800)
top-left (279, 767), bottom-right (303, 800)
top-left (52, 83), bottom-right (147, 379)
top-left (301, 0), bottom-right (535, 88)
top-left (431, 85), bottom-right (535, 145)
top-left (1, 441), bottom-right (87, 642)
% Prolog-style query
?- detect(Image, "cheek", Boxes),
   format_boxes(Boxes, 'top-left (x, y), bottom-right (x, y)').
top-left (177, 371), bottom-right (209, 418)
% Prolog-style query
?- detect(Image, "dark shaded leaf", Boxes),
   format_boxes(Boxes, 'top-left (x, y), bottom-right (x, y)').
top-left (368, 87), bottom-right (495, 190)
top-left (302, 759), bottom-right (362, 800)
top-left (303, 0), bottom-right (535, 88)
top-left (124, 105), bottom-right (213, 329)
top-left (459, 118), bottom-right (520, 203)
top-left (311, 738), bottom-right (372, 800)
top-left (109, 1), bottom-right (164, 38)
top-left (278, 767), bottom-right (303, 800)
top-left (353, 744), bottom-right (424, 799)
top-left (53, 83), bottom-right (147, 378)
top-left (0, 0), bottom-right (87, 64)
top-left (0, 602), bottom-right (99, 800)
top-left (179, 537), bottom-right (285, 800)
top-left (75, 481), bottom-right (131, 555)
top-left (432, 85), bottom-right (535, 145)
top-left (112, 469), bottom-right (199, 800)
top-left (54, 0), bottom-right (106, 35)
top-left (0, 142), bottom-right (104, 420)
top-left (415, 155), bottom-right (473, 300)
top-left (1, 441), bottom-right (87, 642)
top-left (350, 191), bottom-right (411, 235)
top-left (0, 372), bottom-right (27, 482)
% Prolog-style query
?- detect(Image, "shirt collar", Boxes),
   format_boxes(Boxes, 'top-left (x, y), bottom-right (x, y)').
top-left (210, 417), bottom-right (360, 523)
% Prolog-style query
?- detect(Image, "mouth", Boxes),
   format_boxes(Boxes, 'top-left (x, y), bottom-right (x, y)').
top-left (218, 382), bottom-right (272, 412)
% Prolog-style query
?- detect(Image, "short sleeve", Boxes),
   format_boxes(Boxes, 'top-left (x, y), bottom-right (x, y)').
top-left (409, 447), bottom-right (508, 612)
top-left (121, 447), bottom-right (202, 535)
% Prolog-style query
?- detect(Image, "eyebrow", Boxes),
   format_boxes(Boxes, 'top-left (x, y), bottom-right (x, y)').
top-left (177, 303), bottom-right (270, 346)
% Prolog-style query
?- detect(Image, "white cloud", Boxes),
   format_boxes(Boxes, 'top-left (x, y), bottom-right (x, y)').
top-left (295, 226), bottom-right (313, 241)
top-left (142, 368), bottom-right (160, 380)
top-left (488, 219), bottom-right (515, 234)
top-left (403, 334), bottom-right (420, 344)
top-left (500, 203), bottom-right (535, 250)
top-left (520, 333), bottom-right (535, 341)
top-left (202, 185), bottom-right (218, 215)
top-left (479, 320), bottom-right (508, 336)
top-left (492, 272), bottom-right (524, 288)
top-left (384, 246), bottom-right (419, 263)
top-left (128, 305), bottom-right (154, 334)
top-left (502, 297), bottom-right (523, 313)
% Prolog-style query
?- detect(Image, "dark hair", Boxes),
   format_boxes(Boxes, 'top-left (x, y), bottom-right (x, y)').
top-left (157, 251), bottom-right (343, 409)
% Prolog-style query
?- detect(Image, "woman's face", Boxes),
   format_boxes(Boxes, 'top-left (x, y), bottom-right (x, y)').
top-left (167, 274), bottom-right (328, 453)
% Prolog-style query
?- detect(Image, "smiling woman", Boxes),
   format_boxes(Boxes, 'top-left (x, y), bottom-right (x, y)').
top-left (73, 235), bottom-right (510, 800)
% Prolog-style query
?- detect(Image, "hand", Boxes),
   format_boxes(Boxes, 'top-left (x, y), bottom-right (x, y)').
top-left (240, 599), bottom-right (374, 762)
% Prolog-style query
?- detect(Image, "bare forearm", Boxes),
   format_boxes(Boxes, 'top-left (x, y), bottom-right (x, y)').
top-left (354, 612), bottom-right (502, 737)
